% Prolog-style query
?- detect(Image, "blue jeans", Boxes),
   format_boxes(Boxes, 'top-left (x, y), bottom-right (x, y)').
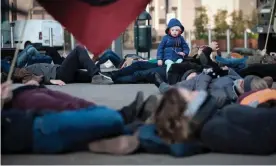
top-left (33, 106), bottom-right (124, 153)
top-left (16, 45), bottom-right (41, 68)
top-left (112, 61), bottom-right (167, 84)
top-left (97, 49), bottom-right (122, 68)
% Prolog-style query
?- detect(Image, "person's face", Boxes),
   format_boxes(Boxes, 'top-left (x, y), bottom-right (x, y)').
top-left (186, 72), bottom-right (197, 80)
top-left (170, 26), bottom-right (181, 37)
top-left (178, 88), bottom-right (198, 103)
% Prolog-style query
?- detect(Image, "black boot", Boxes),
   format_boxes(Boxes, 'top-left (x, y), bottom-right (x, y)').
top-left (118, 91), bottom-right (144, 124)
top-left (153, 73), bottom-right (164, 87)
top-left (138, 95), bottom-right (159, 122)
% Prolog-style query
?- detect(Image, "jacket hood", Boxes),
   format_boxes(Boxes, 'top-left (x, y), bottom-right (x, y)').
top-left (165, 18), bottom-right (184, 34)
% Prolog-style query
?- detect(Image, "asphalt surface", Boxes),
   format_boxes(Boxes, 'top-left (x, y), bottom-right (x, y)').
top-left (2, 83), bottom-right (276, 165)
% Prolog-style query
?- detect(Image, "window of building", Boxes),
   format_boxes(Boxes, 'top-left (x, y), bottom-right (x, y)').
top-left (33, 0), bottom-right (41, 7)
top-left (159, 18), bottom-right (166, 24)
top-left (171, 7), bottom-right (177, 11)
top-left (11, 0), bottom-right (17, 21)
top-left (33, 9), bottom-right (44, 15)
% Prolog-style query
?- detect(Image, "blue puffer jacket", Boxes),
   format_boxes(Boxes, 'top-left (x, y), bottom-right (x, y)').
top-left (157, 18), bottom-right (190, 61)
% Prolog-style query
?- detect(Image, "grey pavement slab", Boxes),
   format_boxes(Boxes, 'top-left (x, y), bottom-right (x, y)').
top-left (2, 83), bottom-right (276, 165)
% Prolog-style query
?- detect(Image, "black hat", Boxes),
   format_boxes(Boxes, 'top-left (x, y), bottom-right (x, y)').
top-left (181, 69), bottom-right (198, 81)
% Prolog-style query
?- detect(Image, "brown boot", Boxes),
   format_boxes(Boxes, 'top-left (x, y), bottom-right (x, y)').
top-left (88, 135), bottom-right (139, 155)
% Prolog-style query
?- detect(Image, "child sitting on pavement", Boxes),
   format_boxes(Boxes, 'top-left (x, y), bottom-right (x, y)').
top-left (157, 18), bottom-right (190, 73)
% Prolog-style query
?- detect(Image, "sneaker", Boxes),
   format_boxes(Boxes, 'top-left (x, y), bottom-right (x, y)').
top-left (99, 72), bottom-right (112, 80)
top-left (91, 75), bottom-right (113, 84)
top-left (88, 135), bottom-right (139, 155)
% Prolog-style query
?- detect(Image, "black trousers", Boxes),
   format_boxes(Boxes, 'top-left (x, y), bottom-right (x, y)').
top-left (201, 104), bottom-right (276, 155)
top-left (238, 64), bottom-right (276, 80)
top-left (167, 61), bottom-right (202, 85)
top-left (55, 46), bottom-right (99, 83)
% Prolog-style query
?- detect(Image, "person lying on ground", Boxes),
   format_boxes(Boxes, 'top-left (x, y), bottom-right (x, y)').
top-left (87, 87), bottom-right (276, 156)
top-left (93, 61), bottom-right (167, 84)
top-left (1, 80), bottom-right (157, 154)
top-left (198, 42), bottom-right (276, 80)
top-left (154, 67), bottom-right (270, 106)
top-left (5, 45), bottom-right (110, 85)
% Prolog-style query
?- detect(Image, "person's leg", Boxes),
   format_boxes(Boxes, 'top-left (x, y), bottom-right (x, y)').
top-left (32, 106), bottom-right (124, 153)
top-left (114, 66), bottom-right (166, 84)
top-left (201, 104), bottom-right (276, 154)
top-left (111, 61), bottom-right (159, 80)
top-left (97, 50), bottom-right (122, 68)
top-left (56, 46), bottom-right (99, 83)
top-left (175, 59), bottom-right (183, 63)
top-left (165, 60), bottom-right (174, 73)
top-left (45, 47), bottom-right (65, 65)
top-left (16, 45), bottom-right (41, 68)
top-left (238, 64), bottom-right (276, 80)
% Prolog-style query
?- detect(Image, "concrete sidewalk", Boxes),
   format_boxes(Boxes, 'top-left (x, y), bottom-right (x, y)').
top-left (2, 83), bottom-right (276, 165)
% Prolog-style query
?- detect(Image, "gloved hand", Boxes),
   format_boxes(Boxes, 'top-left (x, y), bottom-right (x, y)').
top-left (203, 67), bottom-right (228, 79)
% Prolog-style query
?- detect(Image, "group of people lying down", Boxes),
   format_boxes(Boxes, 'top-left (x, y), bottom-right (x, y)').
top-left (1, 41), bottom-right (275, 86)
top-left (1, 42), bottom-right (276, 156)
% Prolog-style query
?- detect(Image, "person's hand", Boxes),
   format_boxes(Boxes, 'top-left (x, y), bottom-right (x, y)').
top-left (198, 47), bottom-right (203, 55)
top-left (210, 41), bottom-right (219, 51)
top-left (178, 52), bottom-right (186, 56)
top-left (1, 80), bottom-right (13, 102)
top-left (260, 49), bottom-right (267, 56)
top-left (50, 79), bottom-right (66, 86)
top-left (221, 66), bottom-right (229, 70)
top-left (157, 60), bottom-right (163, 66)
top-left (25, 80), bottom-right (40, 86)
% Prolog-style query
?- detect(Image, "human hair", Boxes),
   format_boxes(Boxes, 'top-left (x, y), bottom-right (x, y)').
top-left (250, 76), bottom-right (269, 91)
top-left (263, 76), bottom-right (273, 88)
top-left (154, 88), bottom-right (190, 144)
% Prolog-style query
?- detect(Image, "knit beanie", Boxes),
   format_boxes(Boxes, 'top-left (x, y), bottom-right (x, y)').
top-left (243, 75), bottom-right (255, 92)
top-left (181, 69), bottom-right (198, 81)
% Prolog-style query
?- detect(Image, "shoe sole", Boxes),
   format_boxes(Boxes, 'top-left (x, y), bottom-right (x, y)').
top-left (88, 135), bottom-right (139, 155)
top-left (140, 95), bottom-right (159, 121)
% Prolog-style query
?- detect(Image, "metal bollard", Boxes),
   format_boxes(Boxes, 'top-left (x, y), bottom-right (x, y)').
top-left (244, 30), bottom-right (248, 48)
top-left (208, 28), bottom-right (212, 45)
top-left (70, 34), bottom-right (75, 50)
top-left (114, 34), bottom-right (123, 58)
top-left (226, 29), bottom-right (231, 54)
top-left (49, 28), bottom-right (53, 47)
top-left (10, 27), bottom-right (14, 48)
top-left (1, 35), bottom-right (4, 48)
top-left (188, 30), bottom-right (192, 49)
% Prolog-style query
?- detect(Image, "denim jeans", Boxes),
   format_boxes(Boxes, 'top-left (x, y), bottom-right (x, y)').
top-left (16, 45), bottom-right (41, 68)
top-left (112, 61), bottom-right (167, 84)
top-left (32, 106), bottom-right (124, 153)
top-left (97, 49), bottom-right (122, 68)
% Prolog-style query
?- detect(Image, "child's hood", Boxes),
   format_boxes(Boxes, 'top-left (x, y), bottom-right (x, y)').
top-left (165, 18), bottom-right (184, 34)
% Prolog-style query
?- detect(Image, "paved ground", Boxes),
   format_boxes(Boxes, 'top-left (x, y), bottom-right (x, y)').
top-left (2, 83), bottom-right (276, 165)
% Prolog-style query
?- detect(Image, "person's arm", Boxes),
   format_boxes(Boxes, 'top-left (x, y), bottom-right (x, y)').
top-left (227, 68), bottom-right (242, 79)
top-left (180, 36), bottom-right (190, 56)
top-left (157, 36), bottom-right (167, 60)
top-left (176, 73), bottom-right (212, 91)
top-left (215, 56), bottom-right (247, 66)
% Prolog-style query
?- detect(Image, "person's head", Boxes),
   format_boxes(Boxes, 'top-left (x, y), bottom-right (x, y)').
top-left (154, 88), bottom-right (200, 143)
top-left (230, 52), bottom-right (243, 59)
top-left (234, 75), bottom-right (268, 94)
top-left (263, 76), bottom-right (274, 88)
top-left (181, 69), bottom-right (198, 81)
top-left (169, 26), bottom-right (182, 37)
top-left (165, 18), bottom-right (184, 36)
